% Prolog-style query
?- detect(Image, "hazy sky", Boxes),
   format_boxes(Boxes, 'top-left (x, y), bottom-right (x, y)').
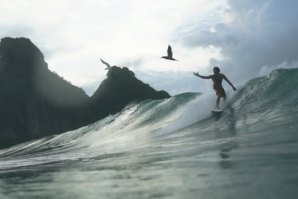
top-left (0, 0), bottom-right (297, 95)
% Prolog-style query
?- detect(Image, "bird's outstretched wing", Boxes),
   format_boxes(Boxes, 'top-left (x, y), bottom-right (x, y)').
top-left (167, 45), bottom-right (173, 58)
top-left (100, 58), bottom-right (111, 70)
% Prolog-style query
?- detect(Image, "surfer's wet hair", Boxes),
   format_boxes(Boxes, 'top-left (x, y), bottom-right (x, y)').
top-left (213, 66), bottom-right (220, 72)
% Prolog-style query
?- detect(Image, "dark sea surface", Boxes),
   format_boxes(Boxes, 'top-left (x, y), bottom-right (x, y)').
top-left (0, 68), bottom-right (298, 199)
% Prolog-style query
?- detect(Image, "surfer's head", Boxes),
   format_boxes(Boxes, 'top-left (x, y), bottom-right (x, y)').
top-left (213, 66), bottom-right (220, 74)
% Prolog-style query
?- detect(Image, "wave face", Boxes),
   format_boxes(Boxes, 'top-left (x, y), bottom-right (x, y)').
top-left (1, 68), bottom-right (298, 199)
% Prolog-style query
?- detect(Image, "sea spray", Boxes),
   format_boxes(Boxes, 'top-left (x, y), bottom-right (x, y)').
top-left (155, 93), bottom-right (214, 136)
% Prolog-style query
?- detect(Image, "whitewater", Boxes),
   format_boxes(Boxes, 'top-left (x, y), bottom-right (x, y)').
top-left (0, 68), bottom-right (298, 199)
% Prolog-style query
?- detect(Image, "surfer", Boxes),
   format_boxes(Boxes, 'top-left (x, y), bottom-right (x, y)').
top-left (193, 66), bottom-right (236, 109)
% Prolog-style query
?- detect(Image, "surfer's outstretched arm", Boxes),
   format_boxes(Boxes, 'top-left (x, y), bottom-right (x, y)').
top-left (193, 72), bottom-right (212, 79)
top-left (223, 75), bottom-right (237, 91)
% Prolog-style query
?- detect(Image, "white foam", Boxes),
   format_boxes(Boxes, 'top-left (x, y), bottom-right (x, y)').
top-left (156, 92), bottom-right (215, 136)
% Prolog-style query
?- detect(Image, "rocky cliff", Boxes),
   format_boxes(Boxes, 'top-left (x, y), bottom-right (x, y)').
top-left (0, 37), bottom-right (170, 149)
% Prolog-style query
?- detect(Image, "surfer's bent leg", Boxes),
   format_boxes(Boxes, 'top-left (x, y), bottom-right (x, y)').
top-left (216, 97), bottom-right (220, 109)
top-left (215, 87), bottom-right (226, 109)
top-left (222, 89), bottom-right (227, 106)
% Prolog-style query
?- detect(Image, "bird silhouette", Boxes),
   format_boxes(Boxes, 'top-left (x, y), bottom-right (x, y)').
top-left (100, 58), bottom-right (113, 70)
top-left (161, 45), bottom-right (178, 61)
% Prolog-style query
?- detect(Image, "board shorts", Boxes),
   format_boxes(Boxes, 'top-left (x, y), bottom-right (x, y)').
top-left (214, 86), bottom-right (226, 98)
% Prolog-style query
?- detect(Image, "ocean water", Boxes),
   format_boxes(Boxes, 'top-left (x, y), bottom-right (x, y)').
top-left (0, 68), bottom-right (298, 199)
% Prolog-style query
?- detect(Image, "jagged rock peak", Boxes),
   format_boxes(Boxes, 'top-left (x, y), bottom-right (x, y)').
top-left (0, 37), bottom-right (44, 60)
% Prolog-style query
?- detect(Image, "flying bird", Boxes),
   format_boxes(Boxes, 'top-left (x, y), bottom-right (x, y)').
top-left (161, 45), bottom-right (178, 61)
top-left (100, 58), bottom-right (113, 70)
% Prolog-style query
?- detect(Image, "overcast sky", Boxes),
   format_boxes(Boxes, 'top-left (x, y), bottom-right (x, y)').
top-left (0, 0), bottom-right (297, 95)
